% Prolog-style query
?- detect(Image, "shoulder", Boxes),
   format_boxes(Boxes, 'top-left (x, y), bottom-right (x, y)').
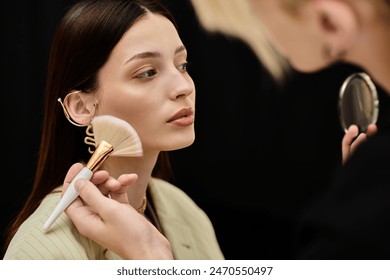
top-left (3, 190), bottom-right (103, 259)
top-left (148, 178), bottom-right (224, 259)
top-left (148, 177), bottom-right (204, 213)
top-left (149, 177), bottom-right (194, 199)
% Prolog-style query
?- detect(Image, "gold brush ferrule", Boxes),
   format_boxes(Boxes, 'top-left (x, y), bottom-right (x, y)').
top-left (86, 140), bottom-right (114, 172)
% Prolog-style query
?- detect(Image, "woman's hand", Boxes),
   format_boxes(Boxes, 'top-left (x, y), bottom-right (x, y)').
top-left (62, 163), bottom-right (174, 259)
top-left (342, 124), bottom-right (377, 165)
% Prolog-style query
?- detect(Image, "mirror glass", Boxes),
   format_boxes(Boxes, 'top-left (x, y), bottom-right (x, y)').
top-left (338, 72), bottom-right (379, 133)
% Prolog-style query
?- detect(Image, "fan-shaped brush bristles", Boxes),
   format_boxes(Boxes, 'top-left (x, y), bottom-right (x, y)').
top-left (91, 115), bottom-right (143, 157)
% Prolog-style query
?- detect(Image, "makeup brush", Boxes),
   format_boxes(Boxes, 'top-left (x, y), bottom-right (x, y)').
top-left (43, 115), bottom-right (143, 232)
top-left (89, 115), bottom-right (143, 157)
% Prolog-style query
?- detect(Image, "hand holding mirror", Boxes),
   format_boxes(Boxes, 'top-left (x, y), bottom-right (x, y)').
top-left (338, 72), bottom-right (379, 133)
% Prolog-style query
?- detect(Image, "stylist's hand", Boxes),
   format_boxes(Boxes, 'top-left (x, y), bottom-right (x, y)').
top-left (342, 124), bottom-right (377, 165)
top-left (63, 163), bottom-right (173, 260)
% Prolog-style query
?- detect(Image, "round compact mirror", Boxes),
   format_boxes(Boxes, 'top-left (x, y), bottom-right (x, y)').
top-left (338, 72), bottom-right (379, 133)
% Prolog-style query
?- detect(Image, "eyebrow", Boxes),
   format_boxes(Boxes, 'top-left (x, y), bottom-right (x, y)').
top-left (124, 45), bottom-right (186, 65)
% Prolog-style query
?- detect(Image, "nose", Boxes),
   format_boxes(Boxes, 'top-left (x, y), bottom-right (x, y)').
top-left (170, 72), bottom-right (195, 100)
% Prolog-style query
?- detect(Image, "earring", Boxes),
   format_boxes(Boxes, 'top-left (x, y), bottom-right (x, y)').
top-left (84, 123), bottom-right (97, 154)
top-left (58, 90), bottom-right (98, 154)
top-left (57, 91), bottom-right (88, 127)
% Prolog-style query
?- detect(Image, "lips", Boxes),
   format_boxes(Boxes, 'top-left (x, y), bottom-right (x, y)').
top-left (167, 107), bottom-right (194, 127)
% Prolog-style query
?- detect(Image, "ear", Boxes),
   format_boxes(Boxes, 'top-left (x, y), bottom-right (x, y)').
top-left (307, 0), bottom-right (358, 56)
top-left (63, 90), bottom-right (97, 125)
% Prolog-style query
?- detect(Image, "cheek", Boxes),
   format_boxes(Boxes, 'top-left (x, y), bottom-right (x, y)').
top-left (116, 101), bottom-right (163, 145)
top-left (98, 94), bottom-right (152, 128)
top-left (115, 102), bottom-right (151, 129)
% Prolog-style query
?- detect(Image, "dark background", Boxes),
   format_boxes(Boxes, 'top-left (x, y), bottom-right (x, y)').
top-left (2, 0), bottom-right (389, 259)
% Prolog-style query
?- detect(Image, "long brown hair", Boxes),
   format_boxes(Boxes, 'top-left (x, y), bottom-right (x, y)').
top-left (4, 0), bottom-right (176, 251)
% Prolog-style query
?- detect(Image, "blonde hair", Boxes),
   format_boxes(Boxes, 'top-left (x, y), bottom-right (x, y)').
top-left (190, 0), bottom-right (289, 81)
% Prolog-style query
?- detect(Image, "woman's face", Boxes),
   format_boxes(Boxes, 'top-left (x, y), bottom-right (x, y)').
top-left (96, 13), bottom-right (195, 153)
top-left (249, 0), bottom-right (333, 72)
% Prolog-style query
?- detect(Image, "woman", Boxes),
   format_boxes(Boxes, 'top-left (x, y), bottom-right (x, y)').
top-left (3, 0), bottom-right (223, 260)
top-left (190, 0), bottom-right (390, 258)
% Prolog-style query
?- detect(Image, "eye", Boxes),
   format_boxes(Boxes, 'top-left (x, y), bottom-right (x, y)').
top-left (177, 62), bottom-right (190, 72)
top-left (135, 68), bottom-right (157, 79)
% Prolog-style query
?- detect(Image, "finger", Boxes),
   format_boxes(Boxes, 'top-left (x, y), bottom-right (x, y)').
top-left (90, 170), bottom-right (110, 186)
top-left (62, 163), bottom-right (84, 194)
top-left (115, 173), bottom-right (138, 193)
top-left (97, 173), bottom-right (137, 195)
top-left (341, 125), bottom-right (359, 164)
top-left (96, 176), bottom-right (122, 196)
top-left (74, 178), bottom-right (116, 219)
top-left (65, 200), bottom-right (105, 237)
top-left (65, 195), bottom-right (90, 220)
top-left (366, 124), bottom-right (378, 137)
top-left (91, 170), bottom-right (124, 197)
top-left (117, 173), bottom-right (138, 184)
top-left (342, 125), bottom-right (359, 146)
top-left (351, 132), bottom-right (367, 151)
top-left (110, 174), bottom-right (138, 203)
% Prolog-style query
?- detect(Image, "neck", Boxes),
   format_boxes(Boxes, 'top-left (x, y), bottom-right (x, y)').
top-left (102, 151), bottom-right (159, 210)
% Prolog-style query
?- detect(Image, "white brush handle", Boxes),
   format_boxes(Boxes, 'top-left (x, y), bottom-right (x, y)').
top-left (43, 167), bottom-right (93, 232)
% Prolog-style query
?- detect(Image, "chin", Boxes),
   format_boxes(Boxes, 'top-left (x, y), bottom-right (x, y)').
top-left (290, 59), bottom-right (331, 73)
top-left (166, 136), bottom-right (195, 151)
